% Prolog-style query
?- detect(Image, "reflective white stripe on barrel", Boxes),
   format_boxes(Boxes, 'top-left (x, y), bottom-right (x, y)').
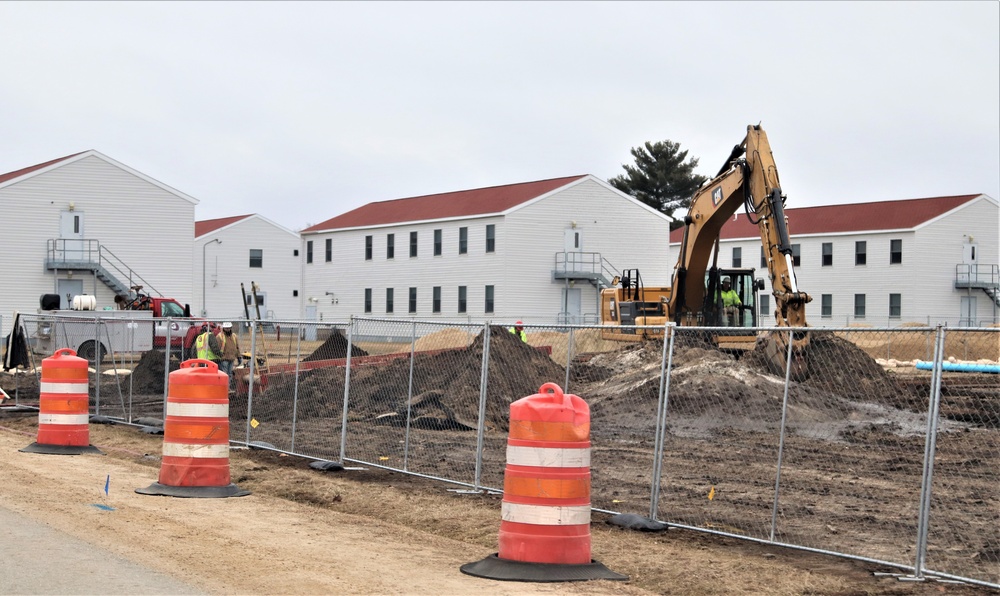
top-left (501, 502), bottom-right (591, 526)
top-left (166, 401), bottom-right (229, 418)
top-left (162, 443), bottom-right (230, 458)
top-left (506, 445), bottom-right (591, 468)
top-left (38, 413), bottom-right (90, 425)
top-left (40, 382), bottom-right (89, 394)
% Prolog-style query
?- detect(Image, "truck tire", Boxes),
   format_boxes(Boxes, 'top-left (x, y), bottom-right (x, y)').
top-left (77, 340), bottom-right (106, 364)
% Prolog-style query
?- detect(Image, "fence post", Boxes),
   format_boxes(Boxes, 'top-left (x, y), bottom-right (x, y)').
top-left (339, 317), bottom-right (356, 463)
top-left (94, 318), bottom-right (102, 417)
top-left (244, 322), bottom-right (257, 445)
top-left (162, 318), bottom-right (172, 420)
top-left (769, 327), bottom-right (797, 542)
top-left (564, 326), bottom-right (575, 393)
top-left (472, 322), bottom-right (491, 491)
top-left (290, 322), bottom-right (303, 453)
top-left (402, 320), bottom-right (417, 471)
top-left (649, 322), bottom-right (676, 521)
top-left (913, 325), bottom-right (946, 580)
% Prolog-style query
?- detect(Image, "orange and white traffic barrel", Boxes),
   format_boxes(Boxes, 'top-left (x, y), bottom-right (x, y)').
top-left (21, 348), bottom-right (102, 455)
top-left (136, 359), bottom-right (248, 498)
top-left (461, 383), bottom-right (626, 582)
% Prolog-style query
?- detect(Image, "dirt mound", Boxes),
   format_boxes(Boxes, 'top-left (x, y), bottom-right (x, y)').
top-left (303, 329), bottom-right (369, 362)
top-left (736, 331), bottom-right (904, 400)
top-left (128, 350), bottom-right (180, 395)
top-left (261, 326), bottom-right (566, 431)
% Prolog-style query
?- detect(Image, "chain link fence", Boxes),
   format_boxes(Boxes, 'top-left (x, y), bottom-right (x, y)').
top-left (3, 313), bottom-right (997, 587)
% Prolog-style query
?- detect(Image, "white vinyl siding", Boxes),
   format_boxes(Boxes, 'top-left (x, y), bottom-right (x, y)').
top-left (1, 154), bottom-right (196, 319)
top-left (298, 177), bottom-right (672, 323)
top-left (194, 215), bottom-right (301, 320)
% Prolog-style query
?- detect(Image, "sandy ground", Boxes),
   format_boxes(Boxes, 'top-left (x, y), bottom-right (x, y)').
top-left (0, 411), bottom-right (991, 596)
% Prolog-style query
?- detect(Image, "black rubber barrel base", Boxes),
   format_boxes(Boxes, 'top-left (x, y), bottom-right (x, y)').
top-left (135, 482), bottom-right (250, 498)
top-left (460, 553), bottom-right (628, 582)
top-left (20, 442), bottom-right (104, 455)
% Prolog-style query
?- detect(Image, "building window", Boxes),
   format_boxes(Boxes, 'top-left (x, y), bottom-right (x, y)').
top-left (821, 294), bottom-right (832, 317)
top-left (408, 287), bottom-right (417, 313)
top-left (889, 293), bottom-right (901, 318)
top-left (364, 288), bottom-right (372, 313)
top-left (249, 249), bottom-right (263, 268)
top-left (386, 234), bottom-right (394, 259)
top-left (759, 294), bottom-right (769, 318)
top-left (458, 285), bottom-right (467, 313)
top-left (365, 235), bottom-right (372, 260)
top-left (486, 225), bottom-right (495, 253)
top-left (386, 288), bottom-right (394, 313)
top-left (890, 239), bottom-right (902, 264)
top-left (732, 247), bottom-right (742, 268)
top-left (325, 238), bottom-right (332, 262)
top-left (433, 229), bottom-right (442, 256)
top-left (306, 241), bottom-right (313, 264)
top-left (791, 244), bottom-right (801, 267)
top-left (432, 286), bottom-right (441, 313)
top-left (409, 232), bottom-right (418, 258)
top-left (760, 246), bottom-right (767, 269)
top-left (485, 285), bottom-right (494, 313)
top-left (459, 227), bottom-right (468, 254)
top-left (293, 249), bottom-right (299, 257)
top-left (854, 294), bottom-right (866, 318)
top-left (292, 290), bottom-right (298, 297)
top-left (822, 242), bottom-right (833, 267)
top-left (855, 241), bottom-right (867, 265)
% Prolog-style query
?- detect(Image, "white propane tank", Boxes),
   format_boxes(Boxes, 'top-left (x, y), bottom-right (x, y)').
top-left (71, 295), bottom-right (97, 311)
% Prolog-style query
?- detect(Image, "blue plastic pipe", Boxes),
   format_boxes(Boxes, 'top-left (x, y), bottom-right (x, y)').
top-left (915, 361), bottom-right (1000, 373)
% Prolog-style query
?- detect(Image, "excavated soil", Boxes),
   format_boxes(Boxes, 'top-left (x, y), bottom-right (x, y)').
top-left (302, 329), bottom-right (369, 362)
top-left (3, 326), bottom-right (998, 588)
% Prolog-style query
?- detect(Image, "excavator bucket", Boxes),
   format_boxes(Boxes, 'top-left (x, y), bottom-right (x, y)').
top-left (756, 330), bottom-right (809, 381)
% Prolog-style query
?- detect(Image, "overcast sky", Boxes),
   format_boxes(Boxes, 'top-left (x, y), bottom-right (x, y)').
top-left (2, 1), bottom-right (997, 232)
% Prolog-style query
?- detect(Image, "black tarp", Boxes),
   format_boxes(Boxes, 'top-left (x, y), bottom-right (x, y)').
top-left (3, 312), bottom-right (30, 371)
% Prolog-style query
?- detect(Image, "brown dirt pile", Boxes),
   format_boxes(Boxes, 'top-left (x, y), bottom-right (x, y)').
top-left (254, 326), bottom-right (566, 431)
top-left (302, 329), bottom-right (369, 362)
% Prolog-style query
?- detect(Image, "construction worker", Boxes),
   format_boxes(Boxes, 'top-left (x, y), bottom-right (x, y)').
top-left (195, 323), bottom-right (222, 363)
top-left (508, 320), bottom-right (527, 343)
top-left (217, 322), bottom-right (241, 382)
top-left (718, 278), bottom-right (742, 327)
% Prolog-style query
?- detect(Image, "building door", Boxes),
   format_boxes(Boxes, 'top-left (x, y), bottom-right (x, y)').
top-left (303, 305), bottom-right (318, 341)
top-left (57, 279), bottom-right (84, 310)
top-left (962, 241), bottom-right (979, 283)
top-left (563, 228), bottom-right (583, 272)
top-left (59, 210), bottom-right (85, 261)
top-left (561, 287), bottom-right (582, 324)
top-left (960, 295), bottom-right (977, 327)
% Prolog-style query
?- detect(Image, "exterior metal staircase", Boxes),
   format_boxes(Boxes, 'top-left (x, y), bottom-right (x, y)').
top-left (954, 264), bottom-right (1000, 307)
top-left (45, 239), bottom-right (163, 297)
top-left (553, 251), bottom-right (618, 289)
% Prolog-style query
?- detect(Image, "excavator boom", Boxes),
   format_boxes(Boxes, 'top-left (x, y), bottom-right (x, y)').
top-left (600, 124), bottom-right (812, 378)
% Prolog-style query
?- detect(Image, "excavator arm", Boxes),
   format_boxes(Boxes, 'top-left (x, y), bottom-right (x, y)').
top-left (671, 125), bottom-right (812, 375)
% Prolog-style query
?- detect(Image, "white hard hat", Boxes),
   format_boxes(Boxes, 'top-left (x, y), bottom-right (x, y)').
top-left (222, 322), bottom-right (233, 329)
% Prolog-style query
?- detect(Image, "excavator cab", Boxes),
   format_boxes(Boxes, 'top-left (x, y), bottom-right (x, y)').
top-left (702, 268), bottom-right (764, 328)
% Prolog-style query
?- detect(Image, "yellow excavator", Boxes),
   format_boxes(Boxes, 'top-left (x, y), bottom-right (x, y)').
top-left (599, 124), bottom-right (812, 377)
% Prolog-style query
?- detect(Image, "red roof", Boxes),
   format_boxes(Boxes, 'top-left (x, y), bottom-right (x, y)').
top-left (669, 194), bottom-right (983, 243)
top-left (0, 152), bottom-right (86, 185)
top-left (302, 175), bottom-right (588, 233)
top-left (195, 214), bottom-right (254, 237)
